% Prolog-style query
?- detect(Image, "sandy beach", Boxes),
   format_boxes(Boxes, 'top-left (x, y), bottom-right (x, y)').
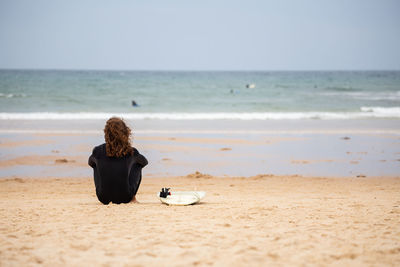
top-left (0, 119), bottom-right (399, 266)
top-left (1, 175), bottom-right (400, 266)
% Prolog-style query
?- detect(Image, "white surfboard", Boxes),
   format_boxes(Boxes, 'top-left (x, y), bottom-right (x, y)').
top-left (158, 191), bottom-right (206, 206)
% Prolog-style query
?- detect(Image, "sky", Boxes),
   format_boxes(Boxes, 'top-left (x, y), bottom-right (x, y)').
top-left (0, 0), bottom-right (399, 71)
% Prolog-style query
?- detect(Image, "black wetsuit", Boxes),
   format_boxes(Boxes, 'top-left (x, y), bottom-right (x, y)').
top-left (88, 143), bottom-right (148, 205)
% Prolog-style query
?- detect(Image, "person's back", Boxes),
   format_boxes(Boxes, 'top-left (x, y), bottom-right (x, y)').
top-left (88, 117), bottom-right (147, 205)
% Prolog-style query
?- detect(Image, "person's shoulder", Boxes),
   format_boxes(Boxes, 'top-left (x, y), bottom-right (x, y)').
top-left (132, 147), bottom-right (146, 157)
top-left (92, 143), bottom-right (106, 156)
top-left (94, 143), bottom-right (106, 152)
top-left (131, 147), bottom-right (148, 166)
top-left (132, 147), bottom-right (140, 155)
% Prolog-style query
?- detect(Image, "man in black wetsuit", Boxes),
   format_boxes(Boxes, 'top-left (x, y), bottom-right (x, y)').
top-left (88, 117), bottom-right (148, 205)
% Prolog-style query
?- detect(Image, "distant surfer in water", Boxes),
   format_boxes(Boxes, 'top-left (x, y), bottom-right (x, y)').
top-left (88, 117), bottom-right (148, 205)
top-left (131, 100), bottom-right (138, 107)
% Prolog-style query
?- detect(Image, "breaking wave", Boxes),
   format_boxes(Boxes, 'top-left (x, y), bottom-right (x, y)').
top-left (0, 93), bottom-right (27, 98)
top-left (0, 107), bottom-right (399, 120)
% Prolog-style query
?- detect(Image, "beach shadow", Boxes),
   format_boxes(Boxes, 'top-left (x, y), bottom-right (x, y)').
top-left (133, 201), bottom-right (214, 206)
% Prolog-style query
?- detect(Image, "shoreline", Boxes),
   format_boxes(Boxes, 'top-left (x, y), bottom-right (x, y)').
top-left (1, 119), bottom-right (399, 178)
top-left (1, 118), bottom-right (399, 131)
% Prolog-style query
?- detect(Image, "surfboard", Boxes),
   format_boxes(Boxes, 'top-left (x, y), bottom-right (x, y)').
top-left (158, 191), bottom-right (206, 206)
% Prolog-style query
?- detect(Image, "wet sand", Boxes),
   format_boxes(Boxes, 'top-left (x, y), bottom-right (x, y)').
top-left (1, 121), bottom-right (400, 178)
top-left (1, 175), bottom-right (399, 266)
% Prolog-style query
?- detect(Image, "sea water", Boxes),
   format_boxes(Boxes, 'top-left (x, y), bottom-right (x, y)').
top-left (1, 70), bottom-right (399, 177)
top-left (0, 70), bottom-right (399, 120)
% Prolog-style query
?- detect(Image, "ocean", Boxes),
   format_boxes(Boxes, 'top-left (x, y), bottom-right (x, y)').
top-left (0, 70), bottom-right (399, 120)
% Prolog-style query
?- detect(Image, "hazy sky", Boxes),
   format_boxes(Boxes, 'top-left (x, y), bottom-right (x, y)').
top-left (0, 0), bottom-right (399, 70)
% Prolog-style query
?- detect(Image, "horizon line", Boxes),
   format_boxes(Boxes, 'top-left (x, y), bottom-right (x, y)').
top-left (0, 68), bottom-right (399, 72)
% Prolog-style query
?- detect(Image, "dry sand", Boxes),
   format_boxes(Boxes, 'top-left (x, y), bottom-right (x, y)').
top-left (1, 174), bottom-right (399, 266)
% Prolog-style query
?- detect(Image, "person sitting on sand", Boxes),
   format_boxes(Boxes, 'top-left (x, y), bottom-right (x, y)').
top-left (88, 117), bottom-right (148, 205)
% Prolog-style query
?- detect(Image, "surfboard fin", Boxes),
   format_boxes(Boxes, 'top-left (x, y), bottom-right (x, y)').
top-left (159, 188), bottom-right (171, 198)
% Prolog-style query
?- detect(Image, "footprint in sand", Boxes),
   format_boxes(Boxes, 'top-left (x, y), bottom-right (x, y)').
top-left (55, 159), bottom-right (75, 164)
top-left (267, 252), bottom-right (279, 259)
top-left (330, 253), bottom-right (357, 260)
top-left (70, 242), bottom-right (92, 251)
top-left (145, 252), bottom-right (157, 257)
top-left (33, 256), bottom-right (44, 264)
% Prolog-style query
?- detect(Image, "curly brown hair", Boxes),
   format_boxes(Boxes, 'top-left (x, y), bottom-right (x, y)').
top-left (104, 117), bottom-right (133, 157)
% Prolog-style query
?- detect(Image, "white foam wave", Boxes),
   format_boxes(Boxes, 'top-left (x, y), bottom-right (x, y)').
top-left (2, 129), bottom-right (400, 135)
top-left (360, 106), bottom-right (400, 115)
top-left (319, 91), bottom-right (400, 101)
top-left (0, 93), bottom-right (27, 98)
top-left (0, 108), bottom-right (399, 120)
